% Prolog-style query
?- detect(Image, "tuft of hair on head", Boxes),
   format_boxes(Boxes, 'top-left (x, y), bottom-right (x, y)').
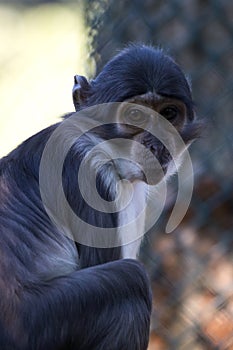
top-left (84, 44), bottom-right (194, 118)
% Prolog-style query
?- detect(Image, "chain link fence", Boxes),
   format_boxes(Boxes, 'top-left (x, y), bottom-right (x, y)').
top-left (84, 1), bottom-right (233, 349)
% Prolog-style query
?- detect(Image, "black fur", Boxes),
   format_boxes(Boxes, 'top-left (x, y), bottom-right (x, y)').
top-left (0, 44), bottom-right (200, 349)
top-left (84, 45), bottom-right (194, 119)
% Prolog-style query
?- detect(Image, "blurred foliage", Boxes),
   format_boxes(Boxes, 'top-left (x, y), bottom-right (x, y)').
top-left (0, 2), bottom-right (91, 157)
top-left (84, 1), bottom-right (233, 349)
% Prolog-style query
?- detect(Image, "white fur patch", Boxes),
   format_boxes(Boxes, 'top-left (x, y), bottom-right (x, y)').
top-left (118, 181), bottom-right (147, 259)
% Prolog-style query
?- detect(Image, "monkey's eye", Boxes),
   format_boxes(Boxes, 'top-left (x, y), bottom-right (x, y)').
top-left (123, 108), bottom-right (148, 125)
top-left (160, 106), bottom-right (179, 121)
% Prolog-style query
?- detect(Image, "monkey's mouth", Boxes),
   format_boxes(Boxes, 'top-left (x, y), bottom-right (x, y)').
top-left (112, 158), bottom-right (168, 185)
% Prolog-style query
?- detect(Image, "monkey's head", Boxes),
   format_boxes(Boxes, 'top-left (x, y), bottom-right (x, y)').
top-left (72, 45), bottom-right (201, 185)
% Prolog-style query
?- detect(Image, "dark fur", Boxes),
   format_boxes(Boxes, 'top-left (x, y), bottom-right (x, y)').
top-left (0, 44), bottom-right (200, 349)
top-left (77, 45), bottom-right (194, 116)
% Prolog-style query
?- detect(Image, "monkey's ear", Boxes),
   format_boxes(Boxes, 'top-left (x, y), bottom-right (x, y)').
top-left (72, 75), bottom-right (91, 111)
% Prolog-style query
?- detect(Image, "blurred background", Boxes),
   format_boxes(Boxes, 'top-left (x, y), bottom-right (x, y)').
top-left (0, 0), bottom-right (92, 156)
top-left (0, 0), bottom-right (232, 349)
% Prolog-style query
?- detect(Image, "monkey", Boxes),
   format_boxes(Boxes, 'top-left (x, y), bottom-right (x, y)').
top-left (0, 44), bottom-right (200, 350)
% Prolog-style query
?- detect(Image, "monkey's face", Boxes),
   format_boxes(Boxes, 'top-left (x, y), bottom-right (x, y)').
top-left (110, 93), bottom-right (194, 185)
top-left (72, 45), bottom-right (202, 187)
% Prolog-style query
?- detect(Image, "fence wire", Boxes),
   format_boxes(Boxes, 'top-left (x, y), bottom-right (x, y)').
top-left (85, 1), bottom-right (233, 349)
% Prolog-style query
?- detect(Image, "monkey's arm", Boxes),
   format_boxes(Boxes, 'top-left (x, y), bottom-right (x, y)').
top-left (5, 259), bottom-right (151, 350)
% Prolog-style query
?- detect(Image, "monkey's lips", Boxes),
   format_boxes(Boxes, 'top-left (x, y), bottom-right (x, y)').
top-left (113, 158), bottom-right (168, 185)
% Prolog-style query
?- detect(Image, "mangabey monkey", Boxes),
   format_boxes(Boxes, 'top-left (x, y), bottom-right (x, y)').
top-left (0, 45), bottom-right (200, 350)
